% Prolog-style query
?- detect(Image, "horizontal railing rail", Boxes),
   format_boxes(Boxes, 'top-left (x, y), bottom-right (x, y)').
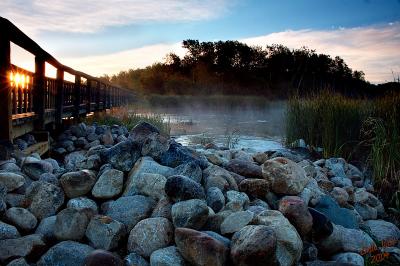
top-left (0, 17), bottom-right (134, 142)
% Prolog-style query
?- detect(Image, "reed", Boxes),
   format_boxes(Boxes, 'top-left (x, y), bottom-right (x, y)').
top-left (286, 91), bottom-right (400, 203)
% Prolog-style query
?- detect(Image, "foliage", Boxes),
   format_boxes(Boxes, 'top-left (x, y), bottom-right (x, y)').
top-left (85, 106), bottom-right (171, 136)
top-left (286, 91), bottom-right (400, 203)
top-left (98, 40), bottom-right (388, 98)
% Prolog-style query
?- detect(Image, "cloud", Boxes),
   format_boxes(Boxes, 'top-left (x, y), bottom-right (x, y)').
top-left (0, 0), bottom-right (230, 34)
top-left (61, 42), bottom-right (186, 77)
top-left (241, 23), bottom-right (400, 83)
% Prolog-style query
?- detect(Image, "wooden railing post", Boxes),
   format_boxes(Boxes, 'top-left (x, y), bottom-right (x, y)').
top-left (86, 79), bottom-right (92, 113)
top-left (0, 30), bottom-right (12, 142)
top-left (55, 68), bottom-right (64, 127)
top-left (96, 82), bottom-right (100, 110)
top-left (74, 75), bottom-right (81, 120)
top-left (33, 56), bottom-right (45, 130)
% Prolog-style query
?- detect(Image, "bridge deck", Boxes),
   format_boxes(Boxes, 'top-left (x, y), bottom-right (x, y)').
top-left (0, 17), bottom-right (134, 143)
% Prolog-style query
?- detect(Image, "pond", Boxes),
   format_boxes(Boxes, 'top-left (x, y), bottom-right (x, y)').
top-left (133, 95), bottom-right (286, 152)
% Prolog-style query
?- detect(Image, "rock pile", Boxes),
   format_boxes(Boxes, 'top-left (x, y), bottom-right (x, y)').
top-left (0, 121), bottom-right (399, 266)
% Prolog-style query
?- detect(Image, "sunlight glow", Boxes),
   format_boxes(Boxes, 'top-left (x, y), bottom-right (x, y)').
top-left (10, 72), bottom-right (29, 88)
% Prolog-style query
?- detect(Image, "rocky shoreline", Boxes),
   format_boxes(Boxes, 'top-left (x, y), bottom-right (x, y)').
top-left (0, 122), bottom-right (399, 266)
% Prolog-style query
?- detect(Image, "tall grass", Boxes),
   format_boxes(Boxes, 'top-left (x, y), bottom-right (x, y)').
top-left (85, 106), bottom-right (171, 136)
top-left (286, 91), bottom-right (400, 203)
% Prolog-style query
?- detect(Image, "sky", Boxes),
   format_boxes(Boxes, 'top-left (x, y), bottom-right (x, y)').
top-left (1, 0), bottom-right (400, 83)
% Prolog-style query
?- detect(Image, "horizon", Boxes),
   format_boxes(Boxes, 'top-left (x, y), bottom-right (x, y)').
top-left (1, 0), bottom-right (400, 84)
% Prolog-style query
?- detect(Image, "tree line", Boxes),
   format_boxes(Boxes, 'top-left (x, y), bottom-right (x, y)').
top-left (101, 39), bottom-right (399, 98)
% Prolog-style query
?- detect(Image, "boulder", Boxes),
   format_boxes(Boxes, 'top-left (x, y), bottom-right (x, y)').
top-left (175, 227), bottom-right (229, 266)
top-left (67, 197), bottom-right (98, 218)
top-left (262, 157), bottom-right (309, 195)
top-left (158, 141), bottom-right (208, 169)
top-left (203, 165), bottom-right (238, 192)
top-left (255, 210), bottom-right (303, 266)
top-left (278, 196), bottom-right (313, 237)
top-left (150, 246), bottom-right (185, 266)
top-left (85, 215), bottom-right (126, 250)
top-left (84, 250), bottom-right (123, 266)
top-left (151, 197), bottom-right (172, 220)
top-left (317, 224), bottom-right (375, 255)
top-left (173, 161), bottom-right (203, 183)
top-left (5, 207), bottom-right (37, 231)
top-left (308, 208), bottom-right (334, 240)
top-left (0, 234), bottom-right (45, 262)
top-left (60, 170), bottom-right (97, 198)
top-left (314, 196), bottom-right (359, 229)
top-left (0, 172), bottom-right (25, 192)
top-left (206, 187), bottom-right (225, 213)
top-left (127, 217), bottom-right (173, 258)
top-left (91, 169), bottom-right (123, 199)
top-left (225, 190), bottom-right (250, 211)
top-left (171, 199), bottom-right (209, 230)
top-left (22, 160), bottom-right (53, 180)
top-left (25, 181), bottom-right (64, 220)
top-left (354, 202), bottom-right (377, 220)
top-left (141, 132), bottom-right (170, 158)
top-left (238, 178), bottom-right (269, 198)
top-left (100, 140), bottom-right (141, 172)
top-left (230, 225), bottom-right (277, 266)
top-left (38, 173), bottom-right (59, 186)
top-left (330, 187), bottom-right (349, 207)
top-left (130, 122), bottom-right (160, 145)
top-left (70, 123), bottom-right (87, 138)
top-left (364, 219), bottom-right (400, 242)
top-left (165, 175), bottom-right (205, 202)
top-left (131, 173), bottom-right (167, 200)
top-left (103, 195), bottom-right (155, 231)
top-left (220, 211), bottom-right (254, 235)
top-left (54, 208), bottom-right (89, 241)
top-left (331, 252), bottom-right (364, 266)
top-left (101, 130), bottom-right (114, 145)
top-left (225, 159), bottom-right (262, 178)
top-left (124, 252), bottom-right (149, 266)
top-left (124, 157), bottom-right (173, 196)
top-left (6, 258), bottom-right (30, 266)
top-left (64, 151), bottom-right (86, 171)
top-left (35, 216), bottom-right (56, 242)
top-left (0, 221), bottom-right (20, 240)
top-left (37, 240), bottom-right (94, 266)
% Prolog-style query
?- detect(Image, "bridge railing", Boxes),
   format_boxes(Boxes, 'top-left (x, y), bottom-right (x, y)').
top-left (0, 17), bottom-right (134, 142)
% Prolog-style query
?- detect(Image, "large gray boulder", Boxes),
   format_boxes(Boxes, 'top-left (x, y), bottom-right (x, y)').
top-left (0, 172), bottom-right (25, 192)
top-left (5, 207), bottom-right (37, 231)
top-left (60, 170), bottom-right (97, 198)
top-left (127, 217), bottom-right (173, 258)
top-left (54, 208), bottom-right (90, 241)
top-left (35, 216), bottom-right (56, 242)
top-left (22, 160), bottom-right (53, 180)
top-left (231, 225), bottom-right (277, 266)
top-left (262, 157), bottom-right (309, 195)
top-left (165, 175), bottom-right (205, 202)
top-left (85, 215), bottom-right (126, 250)
top-left (131, 173), bottom-right (167, 200)
top-left (0, 221), bottom-right (20, 240)
top-left (171, 199), bottom-right (209, 230)
top-left (37, 240), bottom-right (94, 266)
top-left (150, 246), bottom-right (185, 266)
top-left (175, 227), bottom-right (229, 266)
top-left (0, 234), bottom-right (46, 262)
top-left (91, 169), bottom-right (123, 199)
top-left (124, 157), bottom-right (174, 196)
top-left (254, 210), bottom-right (303, 266)
top-left (100, 140), bottom-right (141, 172)
top-left (103, 195), bottom-right (155, 231)
top-left (25, 181), bottom-right (64, 220)
top-left (364, 220), bottom-right (400, 242)
top-left (67, 197), bottom-right (98, 218)
top-left (220, 211), bottom-right (254, 235)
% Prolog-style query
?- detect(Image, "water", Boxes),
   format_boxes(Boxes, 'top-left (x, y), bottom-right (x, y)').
top-left (134, 96), bottom-right (286, 151)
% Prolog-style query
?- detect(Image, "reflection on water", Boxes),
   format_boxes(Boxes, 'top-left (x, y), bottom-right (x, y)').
top-left (133, 96), bottom-right (286, 151)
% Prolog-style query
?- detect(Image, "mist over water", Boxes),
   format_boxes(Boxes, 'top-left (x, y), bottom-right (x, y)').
top-left (134, 96), bottom-right (286, 151)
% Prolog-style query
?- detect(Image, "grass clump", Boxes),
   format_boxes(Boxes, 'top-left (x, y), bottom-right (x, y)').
top-left (286, 91), bottom-right (400, 205)
top-left (86, 106), bottom-right (171, 136)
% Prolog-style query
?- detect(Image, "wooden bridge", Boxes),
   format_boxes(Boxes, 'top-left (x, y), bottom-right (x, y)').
top-left (0, 17), bottom-right (134, 147)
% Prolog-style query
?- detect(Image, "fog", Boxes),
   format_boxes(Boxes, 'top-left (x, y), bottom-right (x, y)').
top-left (134, 96), bottom-right (286, 151)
